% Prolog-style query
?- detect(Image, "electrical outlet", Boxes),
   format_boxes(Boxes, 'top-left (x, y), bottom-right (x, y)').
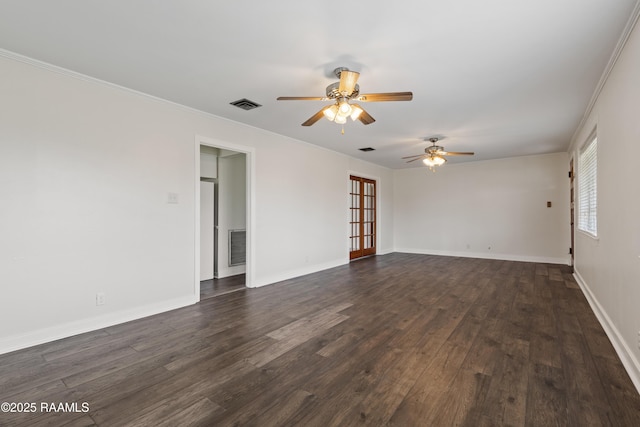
top-left (96, 292), bottom-right (106, 306)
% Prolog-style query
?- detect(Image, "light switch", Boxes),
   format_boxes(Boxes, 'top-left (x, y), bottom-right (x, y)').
top-left (167, 192), bottom-right (179, 204)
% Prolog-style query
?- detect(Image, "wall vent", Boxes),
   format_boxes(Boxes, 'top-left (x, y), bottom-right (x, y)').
top-left (230, 98), bottom-right (262, 110)
top-left (229, 229), bottom-right (246, 266)
top-left (359, 147), bottom-right (375, 152)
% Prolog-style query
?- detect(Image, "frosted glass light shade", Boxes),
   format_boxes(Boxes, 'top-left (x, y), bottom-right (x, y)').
top-left (338, 101), bottom-right (352, 115)
top-left (323, 105), bottom-right (338, 121)
top-left (423, 156), bottom-right (446, 167)
top-left (350, 105), bottom-right (363, 121)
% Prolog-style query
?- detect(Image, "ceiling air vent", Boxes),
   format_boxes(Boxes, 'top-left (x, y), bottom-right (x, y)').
top-left (359, 147), bottom-right (375, 152)
top-left (230, 98), bottom-right (262, 110)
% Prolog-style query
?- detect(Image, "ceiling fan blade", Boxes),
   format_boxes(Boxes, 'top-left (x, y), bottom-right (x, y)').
top-left (301, 106), bottom-right (330, 126)
top-left (357, 107), bottom-right (376, 125)
top-left (406, 157), bottom-right (425, 163)
top-left (401, 154), bottom-right (425, 159)
top-left (338, 70), bottom-right (360, 95)
top-left (356, 92), bottom-right (413, 102)
top-left (277, 96), bottom-right (326, 101)
top-left (441, 151), bottom-right (475, 156)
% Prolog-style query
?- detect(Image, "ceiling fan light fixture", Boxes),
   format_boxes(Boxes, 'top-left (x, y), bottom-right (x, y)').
top-left (350, 104), bottom-right (363, 121)
top-left (423, 155), bottom-right (446, 167)
top-left (323, 104), bottom-right (338, 121)
top-left (338, 100), bottom-right (352, 115)
top-left (402, 137), bottom-right (474, 168)
top-left (278, 67), bottom-right (412, 128)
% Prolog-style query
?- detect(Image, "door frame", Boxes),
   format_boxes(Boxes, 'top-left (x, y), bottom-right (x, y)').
top-left (569, 157), bottom-right (575, 267)
top-left (348, 171), bottom-right (381, 260)
top-left (195, 135), bottom-right (255, 300)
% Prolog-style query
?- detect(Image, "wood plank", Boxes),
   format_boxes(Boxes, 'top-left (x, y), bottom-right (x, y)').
top-left (525, 363), bottom-right (568, 426)
top-left (125, 393), bottom-right (223, 426)
top-left (388, 342), bottom-right (472, 425)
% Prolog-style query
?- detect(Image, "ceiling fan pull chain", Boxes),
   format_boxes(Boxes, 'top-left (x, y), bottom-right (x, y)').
top-left (341, 125), bottom-right (345, 135)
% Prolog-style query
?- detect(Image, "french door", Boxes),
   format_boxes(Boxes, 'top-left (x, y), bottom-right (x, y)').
top-left (349, 175), bottom-right (376, 260)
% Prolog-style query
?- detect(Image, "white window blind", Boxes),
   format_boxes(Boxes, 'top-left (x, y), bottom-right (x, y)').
top-left (578, 136), bottom-right (597, 236)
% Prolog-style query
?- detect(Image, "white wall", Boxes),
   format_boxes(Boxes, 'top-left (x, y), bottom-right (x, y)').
top-left (0, 56), bottom-right (198, 352)
top-left (393, 153), bottom-right (571, 264)
top-left (200, 146), bottom-right (218, 179)
top-left (0, 53), bottom-right (394, 353)
top-left (251, 138), bottom-right (351, 285)
top-left (569, 17), bottom-right (640, 392)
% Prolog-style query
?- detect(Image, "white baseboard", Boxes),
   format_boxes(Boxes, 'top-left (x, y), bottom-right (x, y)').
top-left (250, 258), bottom-right (347, 288)
top-left (376, 247), bottom-right (394, 255)
top-left (0, 295), bottom-right (197, 355)
top-left (394, 247), bottom-right (570, 265)
top-left (217, 265), bottom-right (246, 279)
top-left (573, 270), bottom-right (640, 395)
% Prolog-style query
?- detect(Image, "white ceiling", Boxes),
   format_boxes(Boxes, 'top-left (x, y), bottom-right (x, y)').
top-left (1, 1), bottom-right (637, 168)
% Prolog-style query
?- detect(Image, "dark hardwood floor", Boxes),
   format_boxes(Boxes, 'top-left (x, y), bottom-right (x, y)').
top-left (200, 274), bottom-right (246, 300)
top-left (1, 253), bottom-right (639, 426)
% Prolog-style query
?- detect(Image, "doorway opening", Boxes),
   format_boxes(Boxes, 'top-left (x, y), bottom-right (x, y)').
top-left (196, 136), bottom-right (254, 300)
top-left (349, 175), bottom-right (376, 260)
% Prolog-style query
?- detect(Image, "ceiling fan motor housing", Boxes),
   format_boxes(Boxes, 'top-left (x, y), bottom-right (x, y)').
top-left (326, 82), bottom-right (359, 99)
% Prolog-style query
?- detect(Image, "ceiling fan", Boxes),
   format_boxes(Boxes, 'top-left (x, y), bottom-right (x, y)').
top-left (277, 67), bottom-right (413, 128)
top-left (402, 137), bottom-right (474, 170)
